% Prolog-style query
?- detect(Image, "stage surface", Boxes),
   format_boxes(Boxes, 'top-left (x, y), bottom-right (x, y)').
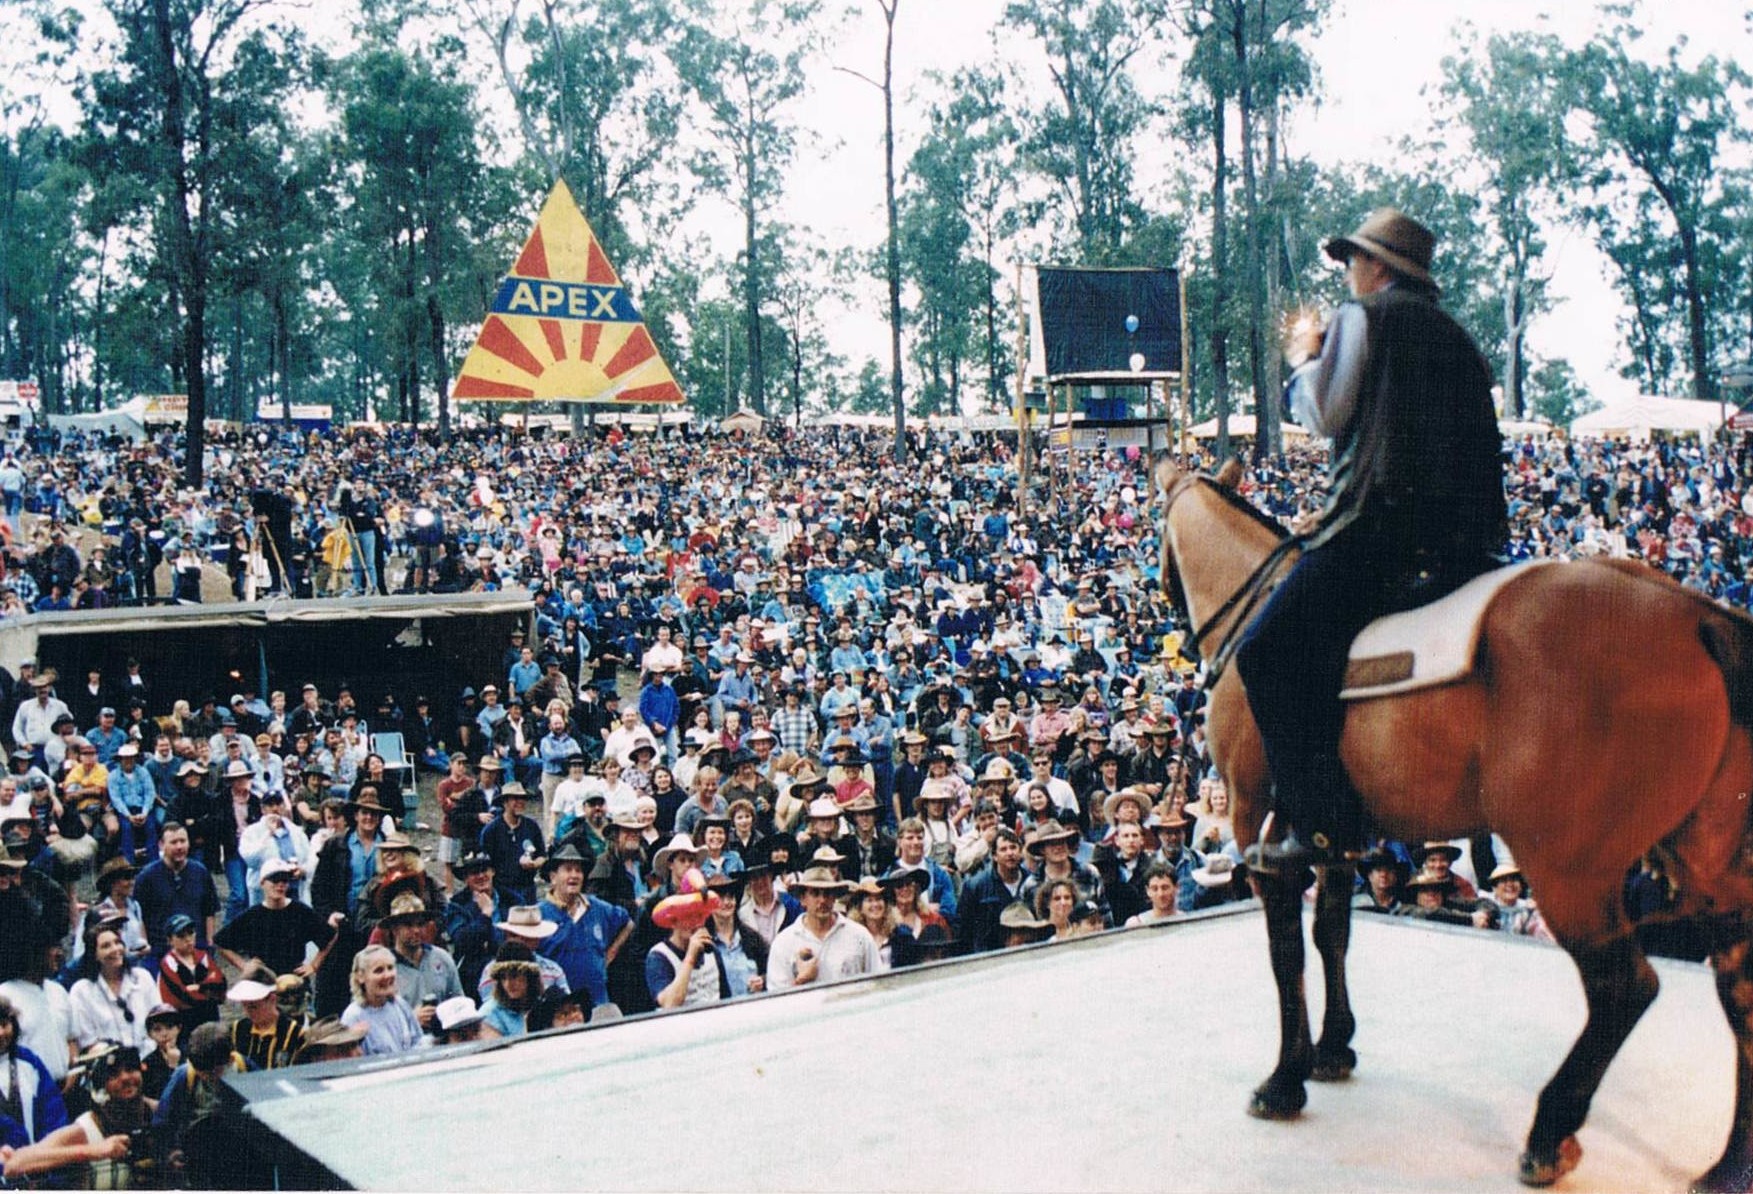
top-left (232, 906), bottom-right (1731, 1192)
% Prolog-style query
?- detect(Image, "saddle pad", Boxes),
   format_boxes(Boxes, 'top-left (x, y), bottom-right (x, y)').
top-left (1340, 561), bottom-right (1553, 700)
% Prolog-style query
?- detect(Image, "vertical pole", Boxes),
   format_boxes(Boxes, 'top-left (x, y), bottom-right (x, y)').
top-left (1179, 268), bottom-right (1194, 464)
top-left (1015, 264), bottom-right (1029, 515)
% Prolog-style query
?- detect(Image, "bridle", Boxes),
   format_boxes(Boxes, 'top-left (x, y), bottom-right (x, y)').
top-left (1158, 473), bottom-right (1303, 685)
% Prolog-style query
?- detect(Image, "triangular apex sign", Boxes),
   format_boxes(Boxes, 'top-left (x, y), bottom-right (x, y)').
top-left (454, 179), bottom-right (685, 405)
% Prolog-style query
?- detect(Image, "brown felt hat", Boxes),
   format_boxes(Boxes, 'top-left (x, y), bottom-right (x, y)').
top-left (1324, 207), bottom-right (1437, 290)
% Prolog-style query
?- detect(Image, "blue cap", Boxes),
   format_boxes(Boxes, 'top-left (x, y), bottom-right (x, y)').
top-left (166, 913), bottom-right (197, 936)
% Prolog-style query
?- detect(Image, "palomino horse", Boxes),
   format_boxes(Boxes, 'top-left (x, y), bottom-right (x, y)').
top-left (1154, 454), bottom-right (1753, 1191)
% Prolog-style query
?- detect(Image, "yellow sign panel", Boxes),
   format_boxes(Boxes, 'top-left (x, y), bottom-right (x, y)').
top-left (454, 179), bottom-right (684, 405)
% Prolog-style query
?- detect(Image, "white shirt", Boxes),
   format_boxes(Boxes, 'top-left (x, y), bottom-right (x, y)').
top-left (765, 913), bottom-right (879, 991)
top-left (68, 967), bottom-right (158, 1050)
top-left (0, 978), bottom-right (74, 1080)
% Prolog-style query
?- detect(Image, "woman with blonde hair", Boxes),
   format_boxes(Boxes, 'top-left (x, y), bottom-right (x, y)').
top-left (340, 945), bottom-right (421, 1056)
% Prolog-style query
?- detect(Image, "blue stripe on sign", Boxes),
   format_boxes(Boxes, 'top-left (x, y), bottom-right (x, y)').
top-left (490, 277), bottom-right (643, 322)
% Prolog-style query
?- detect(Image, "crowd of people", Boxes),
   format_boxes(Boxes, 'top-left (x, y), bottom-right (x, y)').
top-left (0, 415), bottom-right (1729, 1187)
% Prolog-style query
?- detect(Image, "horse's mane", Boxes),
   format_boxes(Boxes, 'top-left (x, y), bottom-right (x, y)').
top-left (1199, 474), bottom-right (1292, 541)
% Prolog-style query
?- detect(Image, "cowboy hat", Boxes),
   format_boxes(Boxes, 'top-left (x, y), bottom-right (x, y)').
top-left (880, 865), bottom-right (933, 892)
top-left (651, 834), bottom-right (700, 875)
top-left (1192, 853), bottom-right (1239, 889)
top-left (541, 842), bottom-right (591, 878)
top-left (1356, 848), bottom-right (1408, 879)
top-left (998, 902), bottom-right (1048, 931)
top-left (95, 855), bottom-right (137, 891)
top-left (841, 790), bottom-right (880, 814)
top-left (382, 892), bottom-right (433, 926)
top-left (1323, 207), bottom-right (1437, 289)
top-left (1405, 867), bottom-right (1457, 892)
top-left (297, 1016), bottom-right (369, 1057)
top-left (1103, 788), bottom-right (1152, 824)
top-left (1487, 862), bottom-right (1526, 886)
top-left (1026, 822), bottom-right (1080, 855)
top-left (792, 864), bottom-right (852, 893)
top-left (489, 943), bottom-right (545, 992)
top-left (453, 851), bottom-right (495, 875)
top-left (373, 832), bottom-right (419, 854)
top-left (495, 904), bottom-right (558, 940)
top-left (1413, 841), bottom-right (1464, 866)
top-left (346, 790), bottom-right (393, 815)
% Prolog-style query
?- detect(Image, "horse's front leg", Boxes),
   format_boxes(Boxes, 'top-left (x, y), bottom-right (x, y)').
top-left (1250, 866), bottom-right (1315, 1119)
top-left (1310, 863), bottom-right (1357, 1081)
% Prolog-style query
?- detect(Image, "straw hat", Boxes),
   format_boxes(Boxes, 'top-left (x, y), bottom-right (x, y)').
top-left (495, 904), bottom-right (558, 940)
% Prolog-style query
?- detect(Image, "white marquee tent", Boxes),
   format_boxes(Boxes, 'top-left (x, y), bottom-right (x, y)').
top-left (1570, 395), bottom-right (1724, 441)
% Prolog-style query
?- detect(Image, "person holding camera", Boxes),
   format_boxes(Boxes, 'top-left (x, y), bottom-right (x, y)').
top-left (14, 1041), bottom-right (148, 1189)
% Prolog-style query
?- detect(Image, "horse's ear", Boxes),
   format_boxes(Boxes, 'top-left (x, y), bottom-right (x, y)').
top-left (1215, 457), bottom-right (1244, 491)
top-left (1150, 452), bottom-right (1181, 497)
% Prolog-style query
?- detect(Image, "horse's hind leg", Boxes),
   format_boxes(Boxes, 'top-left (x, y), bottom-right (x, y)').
top-left (1310, 864), bottom-right (1357, 1081)
top-left (1696, 936), bottom-right (1753, 1193)
top-left (1249, 868), bottom-right (1315, 1119)
top-left (1519, 936), bottom-right (1660, 1187)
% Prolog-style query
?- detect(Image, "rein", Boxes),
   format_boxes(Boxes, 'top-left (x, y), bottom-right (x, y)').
top-left (1159, 474), bottom-right (1304, 685)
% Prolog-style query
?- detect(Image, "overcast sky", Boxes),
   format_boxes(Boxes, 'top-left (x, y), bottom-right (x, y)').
top-left (790, 0), bottom-right (1753, 407)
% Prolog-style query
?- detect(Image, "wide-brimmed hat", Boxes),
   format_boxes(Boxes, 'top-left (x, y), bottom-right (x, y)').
top-left (96, 855), bottom-right (137, 891)
top-left (792, 864), bottom-right (852, 893)
top-left (999, 902), bottom-right (1048, 931)
top-left (977, 759), bottom-right (1015, 786)
top-left (500, 781), bottom-right (531, 800)
top-left (1487, 862), bottom-right (1526, 887)
top-left (1323, 207), bottom-right (1437, 289)
top-left (1154, 807), bottom-right (1193, 832)
top-left (1356, 849), bottom-right (1409, 880)
top-left (299, 1016), bottom-right (368, 1055)
top-left (476, 756), bottom-right (504, 772)
top-left (347, 790), bottom-right (392, 815)
top-left (1192, 853), bottom-right (1239, 889)
top-left (805, 795), bottom-right (843, 822)
top-left (790, 762), bottom-right (826, 790)
top-left (841, 790), bottom-right (880, 814)
top-left (880, 865), bottom-right (932, 893)
top-left (383, 892), bottom-right (433, 926)
top-left (372, 832), bottom-right (419, 854)
top-left (541, 842), bottom-right (591, 878)
top-left (1103, 788), bottom-right (1152, 823)
top-left (1405, 867), bottom-right (1457, 892)
top-left (453, 851), bottom-right (494, 875)
top-left (651, 834), bottom-right (700, 874)
top-left (1414, 841), bottom-right (1463, 866)
top-left (489, 941), bottom-right (544, 990)
top-left (496, 904), bottom-right (558, 939)
top-left (175, 760), bottom-right (209, 779)
top-left (1026, 822), bottom-right (1080, 855)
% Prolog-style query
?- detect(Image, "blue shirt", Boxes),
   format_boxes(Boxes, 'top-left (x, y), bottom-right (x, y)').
top-left (538, 732), bottom-right (583, 776)
top-left (133, 857), bottom-right (221, 951)
top-left (536, 896), bottom-right (631, 1006)
top-left (108, 765), bottom-right (158, 817)
top-left (638, 681), bottom-right (678, 734)
top-left (509, 659), bottom-right (542, 697)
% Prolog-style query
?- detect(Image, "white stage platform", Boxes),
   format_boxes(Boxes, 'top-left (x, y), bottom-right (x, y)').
top-left (232, 906), bottom-right (1732, 1192)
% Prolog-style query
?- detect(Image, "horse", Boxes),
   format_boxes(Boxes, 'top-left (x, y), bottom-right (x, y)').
top-left (1153, 454), bottom-right (1753, 1191)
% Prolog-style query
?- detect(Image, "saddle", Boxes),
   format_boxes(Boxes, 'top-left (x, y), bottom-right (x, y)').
top-left (1340, 561), bottom-right (1553, 701)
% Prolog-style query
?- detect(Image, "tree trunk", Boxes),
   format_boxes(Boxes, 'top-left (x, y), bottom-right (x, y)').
top-left (1676, 222), bottom-right (1712, 399)
top-left (151, 0), bottom-right (206, 489)
top-left (881, 0), bottom-right (905, 460)
top-left (1261, 89), bottom-right (1283, 452)
top-left (1209, 69), bottom-right (1232, 462)
top-left (429, 293), bottom-right (450, 440)
top-left (1234, 0), bottom-right (1269, 462)
top-left (743, 139), bottom-right (765, 416)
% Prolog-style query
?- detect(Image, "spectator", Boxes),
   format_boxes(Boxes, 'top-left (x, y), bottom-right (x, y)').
top-left (536, 844), bottom-right (630, 1009)
top-left (765, 863), bottom-right (878, 991)
top-left (338, 945), bottom-right (422, 1056)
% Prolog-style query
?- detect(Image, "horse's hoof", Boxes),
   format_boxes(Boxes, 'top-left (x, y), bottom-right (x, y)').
top-left (1311, 1046), bottom-right (1357, 1082)
top-left (1518, 1137), bottom-right (1582, 1187)
top-left (1247, 1078), bottom-right (1308, 1120)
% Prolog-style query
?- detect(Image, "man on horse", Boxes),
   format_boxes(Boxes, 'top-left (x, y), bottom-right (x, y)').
top-left (1238, 208), bottom-right (1508, 873)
